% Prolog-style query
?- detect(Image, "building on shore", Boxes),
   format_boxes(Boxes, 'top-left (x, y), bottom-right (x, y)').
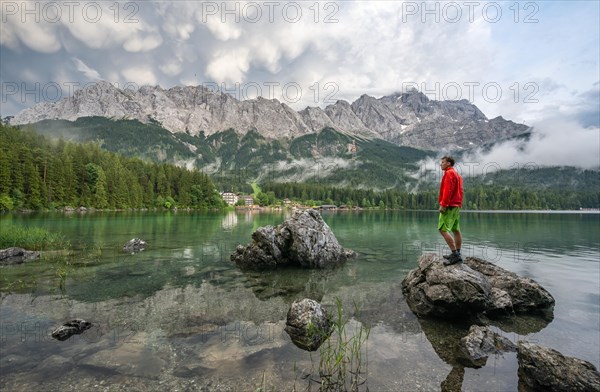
top-left (221, 192), bottom-right (255, 207)
top-left (220, 192), bottom-right (238, 206)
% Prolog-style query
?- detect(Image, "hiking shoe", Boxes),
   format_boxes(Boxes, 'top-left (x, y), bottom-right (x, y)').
top-left (443, 254), bottom-right (451, 260)
top-left (443, 253), bottom-right (463, 266)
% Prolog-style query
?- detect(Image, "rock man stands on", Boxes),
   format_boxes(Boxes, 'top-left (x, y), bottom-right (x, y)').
top-left (438, 155), bottom-right (464, 266)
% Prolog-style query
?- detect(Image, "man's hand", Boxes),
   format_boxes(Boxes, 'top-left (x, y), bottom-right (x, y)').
top-left (439, 205), bottom-right (446, 213)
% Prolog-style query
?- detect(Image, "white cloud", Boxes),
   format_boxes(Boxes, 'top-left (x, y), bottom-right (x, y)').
top-left (463, 118), bottom-right (600, 170)
top-left (159, 61), bottom-right (183, 77)
top-left (1, 18), bottom-right (61, 53)
top-left (158, 2), bottom-right (197, 40)
top-left (122, 66), bottom-right (157, 86)
top-left (203, 17), bottom-right (242, 41)
top-left (72, 58), bottom-right (101, 80)
top-left (60, 5), bottom-right (141, 50)
top-left (0, 17), bottom-right (19, 50)
top-left (205, 49), bottom-right (250, 83)
top-left (123, 33), bottom-right (163, 52)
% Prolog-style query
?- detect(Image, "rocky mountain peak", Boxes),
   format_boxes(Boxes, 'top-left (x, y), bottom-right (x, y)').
top-left (9, 81), bottom-right (529, 151)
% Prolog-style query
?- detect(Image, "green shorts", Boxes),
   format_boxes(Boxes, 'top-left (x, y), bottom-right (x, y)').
top-left (438, 207), bottom-right (461, 232)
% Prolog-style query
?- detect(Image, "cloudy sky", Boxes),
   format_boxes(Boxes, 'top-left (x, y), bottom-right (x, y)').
top-left (1, 1), bottom-right (599, 166)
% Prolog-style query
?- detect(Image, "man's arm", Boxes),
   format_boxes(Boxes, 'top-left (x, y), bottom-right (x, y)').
top-left (439, 172), bottom-right (456, 211)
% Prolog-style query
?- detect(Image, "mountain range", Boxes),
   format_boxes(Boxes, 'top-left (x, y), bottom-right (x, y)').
top-left (9, 81), bottom-right (529, 151)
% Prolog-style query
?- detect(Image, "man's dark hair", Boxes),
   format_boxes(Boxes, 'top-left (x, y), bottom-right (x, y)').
top-left (441, 155), bottom-right (455, 166)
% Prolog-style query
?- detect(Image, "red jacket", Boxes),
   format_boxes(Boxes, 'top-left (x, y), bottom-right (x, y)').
top-left (439, 167), bottom-right (463, 207)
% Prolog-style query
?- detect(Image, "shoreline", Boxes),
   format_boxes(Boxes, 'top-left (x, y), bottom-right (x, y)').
top-left (1, 207), bottom-right (599, 215)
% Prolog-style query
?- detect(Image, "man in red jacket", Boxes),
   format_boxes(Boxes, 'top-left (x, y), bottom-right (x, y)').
top-left (438, 155), bottom-right (464, 266)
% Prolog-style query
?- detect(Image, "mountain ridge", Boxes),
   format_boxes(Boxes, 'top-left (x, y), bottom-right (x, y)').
top-left (10, 81), bottom-right (530, 151)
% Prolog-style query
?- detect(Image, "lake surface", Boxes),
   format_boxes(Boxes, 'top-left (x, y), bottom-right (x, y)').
top-left (1, 210), bottom-right (599, 391)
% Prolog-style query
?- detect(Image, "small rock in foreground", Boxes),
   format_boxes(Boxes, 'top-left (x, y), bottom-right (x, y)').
top-left (123, 238), bottom-right (147, 253)
top-left (51, 319), bottom-right (92, 341)
top-left (458, 325), bottom-right (516, 368)
top-left (0, 247), bottom-right (40, 265)
top-left (285, 298), bottom-right (332, 351)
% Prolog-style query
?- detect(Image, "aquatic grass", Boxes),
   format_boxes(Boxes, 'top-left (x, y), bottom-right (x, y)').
top-left (305, 297), bottom-right (371, 391)
top-left (255, 370), bottom-right (275, 392)
top-left (0, 224), bottom-right (70, 251)
top-left (0, 277), bottom-right (34, 293)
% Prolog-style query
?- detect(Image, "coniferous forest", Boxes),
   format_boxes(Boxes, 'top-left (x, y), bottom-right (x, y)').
top-left (0, 124), bottom-right (226, 211)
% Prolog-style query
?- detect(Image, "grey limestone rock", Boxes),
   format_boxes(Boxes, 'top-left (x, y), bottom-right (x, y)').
top-left (465, 256), bottom-right (555, 314)
top-left (0, 247), bottom-right (40, 265)
top-left (401, 254), bottom-right (554, 319)
top-left (10, 81), bottom-right (529, 151)
top-left (231, 209), bottom-right (354, 270)
top-left (458, 325), bottom-right (516, 368)
top-left (51, 319), bottom-right (92, 341)
top-left (517, 341), bottom-right (600, 392)
top-left (284, 298), bottom-right (332, 351)
top-left (123, 238), bottom-right (147, 253)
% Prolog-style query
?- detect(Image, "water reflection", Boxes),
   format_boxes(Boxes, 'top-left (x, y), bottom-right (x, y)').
top-left (239, 268), bottom-right (338, 302)
top-left (221, 211), bottom-right (238, 231)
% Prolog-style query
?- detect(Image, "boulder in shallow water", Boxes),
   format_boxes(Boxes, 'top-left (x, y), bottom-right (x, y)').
top-left (517, 341), bottom-right (600, 392)
top-left (0, 247), bottom-right (40, 265)
top-left (401, 254), bottom-right (554, 319)
top-left (123, 238), bottom-right (147, 253)
top-left (51, 319), bottom-right (92, 341)
top-left (458, 325), bottom-right (516, 368)
top-left (284, 298), bottom-right (332, 351)
top-left (231, 209), bottom-right (354, 270)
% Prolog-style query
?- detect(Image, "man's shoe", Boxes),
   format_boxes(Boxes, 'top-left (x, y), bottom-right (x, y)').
top-left (443, 253), bottom-right (463, 266)
top-left (442, 252), bottom-right (461, 260)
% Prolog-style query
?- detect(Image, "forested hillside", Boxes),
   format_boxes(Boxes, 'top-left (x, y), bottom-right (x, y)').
top-left (0, 125), bottom-right (225, 211)
top-left (1, 122), bottom-right (597, 211)
top-left (23, 117), bottom-right (435, 192)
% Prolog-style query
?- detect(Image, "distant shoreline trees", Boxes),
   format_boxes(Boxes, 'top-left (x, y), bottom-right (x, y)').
top-left (261, 182), bottom-right (599, 211)
top-left (0, 125), bottom-right (225, 211)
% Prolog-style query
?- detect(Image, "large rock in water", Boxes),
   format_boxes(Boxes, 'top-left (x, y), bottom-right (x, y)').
top-left (0, 247), bottom-right (40, 265)
top-left (231, 209), bottom-right (354, 270)
top-left (401, 254), bottom-right (554, 319)
top-left (517, 342), bottom-right (600, 391)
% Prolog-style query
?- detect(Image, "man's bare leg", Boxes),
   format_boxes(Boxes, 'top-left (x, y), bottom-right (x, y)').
top-left (439, 230), bottom-right (456, 251)
top-left (453, 230), bottom-right (462, 251)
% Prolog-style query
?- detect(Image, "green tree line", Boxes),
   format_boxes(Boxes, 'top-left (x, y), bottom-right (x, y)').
top-left (262, 182), bottom-right (599, 210)
top-left (0, 124), bottom-right (225, 211)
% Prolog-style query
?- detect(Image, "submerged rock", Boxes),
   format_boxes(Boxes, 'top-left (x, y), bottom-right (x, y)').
top-left (284, 298), bottom-right (332, 351)
top-left (0, 247), bottom-right (40, 265)
top-left (458, 325), bottom-right (516, 368)
top-left (231, 209), bottom-right (354, 270)
top-left (51, 319), bottom-right (92, 341)
top-left (517, 341), bottom-right (600, 392)
top-left (401, 254), bottom-right (554, 319)
top-left (123, 238), bottom-right (147, 253)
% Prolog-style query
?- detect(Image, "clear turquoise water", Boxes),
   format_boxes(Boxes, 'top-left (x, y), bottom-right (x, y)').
top-left (1, 210), bottom-right (598, 391)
